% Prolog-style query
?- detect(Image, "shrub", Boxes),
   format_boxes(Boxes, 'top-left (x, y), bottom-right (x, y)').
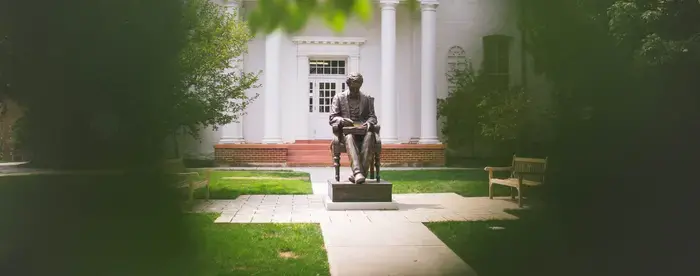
top-left (438, 60), bottom-right (532, 158)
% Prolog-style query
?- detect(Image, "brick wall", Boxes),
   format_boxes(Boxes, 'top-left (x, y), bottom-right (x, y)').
top-left (381, 144), bottom-right (445, 167)
top-left (214, 145), bottom-right (287, 166)
top-left (214, 143), bottom-right (445, 167)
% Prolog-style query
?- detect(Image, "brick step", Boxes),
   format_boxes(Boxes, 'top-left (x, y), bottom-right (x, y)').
top-left (287, 149), bottom-right (333, 157)
top-left (286, 144), bottom-right (330, 150)
top-left (294, 140), bottom-right (332, 144)
top-left (287, 160), bottom-right (352, 166)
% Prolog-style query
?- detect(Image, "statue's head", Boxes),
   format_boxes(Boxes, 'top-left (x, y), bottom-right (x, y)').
top-left (346, 72), bottom-right (363, 90)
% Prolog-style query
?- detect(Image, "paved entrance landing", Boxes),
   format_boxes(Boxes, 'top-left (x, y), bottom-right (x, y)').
top-left (195, 194), bottom-right (519, 224)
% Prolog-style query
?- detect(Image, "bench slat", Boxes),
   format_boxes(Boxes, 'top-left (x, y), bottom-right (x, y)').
top-left (491, 178), bottom-right (542, 187)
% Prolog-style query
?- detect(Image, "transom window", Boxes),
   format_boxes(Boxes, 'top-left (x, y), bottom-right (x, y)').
top-left (309, 59), bottom-right (347, 75)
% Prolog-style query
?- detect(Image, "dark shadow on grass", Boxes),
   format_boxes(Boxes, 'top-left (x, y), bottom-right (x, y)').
top-left (0, 174), bottom-right (200, 276)
top-left (425, 207), bottom-right (570, 276)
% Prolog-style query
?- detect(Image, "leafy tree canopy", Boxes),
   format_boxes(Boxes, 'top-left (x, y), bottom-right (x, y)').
top-left (244, 0), bottom-right (421, 34)
top-left (178, 0), bottom-right (260, 139)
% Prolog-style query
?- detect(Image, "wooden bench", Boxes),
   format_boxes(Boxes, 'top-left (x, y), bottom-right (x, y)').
top-left (173, 170), bottom-right (211, 201)
top-left (484, 155), bottom-right (547, 207)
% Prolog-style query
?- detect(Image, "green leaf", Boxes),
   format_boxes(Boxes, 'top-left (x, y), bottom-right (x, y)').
top-left (352, 0), bottom-right (373, 22)
top-left (282, 2), bottom-right (308, 33)
top-left (324, 10), bottom-right (347, 33)
top-left (406, 0), bottom-right (419, 12)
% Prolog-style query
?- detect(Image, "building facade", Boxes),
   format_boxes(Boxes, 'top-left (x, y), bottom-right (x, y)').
top-left (184, 0), bottom-right (548, 166)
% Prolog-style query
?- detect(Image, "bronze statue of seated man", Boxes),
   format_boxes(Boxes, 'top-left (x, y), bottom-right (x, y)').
top-left (329, 72), bottom-right (379, 184)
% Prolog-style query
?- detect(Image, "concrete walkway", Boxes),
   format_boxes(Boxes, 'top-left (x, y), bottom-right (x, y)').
top-left (194, 167), bottom-right (521, 276)
top-left (322, 222), bottom-right (476, 276)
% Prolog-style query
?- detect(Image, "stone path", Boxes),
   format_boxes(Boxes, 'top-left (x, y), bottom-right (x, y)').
top-left (322, 222), bottom-right (477, 276)
top-left (193, 193), bottom-right (519, 276)
top-left (195, 194), bottom-right (519, 224)
top-left (193, 166), bottom-right (521, 276)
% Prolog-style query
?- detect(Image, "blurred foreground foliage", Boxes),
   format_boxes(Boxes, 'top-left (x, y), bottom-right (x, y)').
top-left (245, 0), bottom-right (420, 34)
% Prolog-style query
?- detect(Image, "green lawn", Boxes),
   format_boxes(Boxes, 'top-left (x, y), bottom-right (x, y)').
top-left (189, 213), bottom-right (329, 276)
top-left (381, 169), bottom-right (516, 197)
top-left (192, 170), bottom-right (313, 199)
top-left (0, 173), bottom-right (328, 276)
top-left (425, 209), bottom-right (569, 276)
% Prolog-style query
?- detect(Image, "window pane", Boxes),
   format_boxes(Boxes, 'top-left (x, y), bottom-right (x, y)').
top-left (308, 59), bottom-right (347, 75)
top-left (483, 36), bottom-right (510, 75)
top-left (497, 51), bottom-right (509, 74)
top-left (308, 60), bottom-right (346, 75)
top-left (483, 46), bottom-right (495, 74)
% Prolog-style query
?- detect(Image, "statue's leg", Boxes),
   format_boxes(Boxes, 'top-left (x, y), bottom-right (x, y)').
top-left (360, 132), bottom-right (375, 178)
top-left (344, 134), bottom-right (363, 182)
top-left (333, 152), bottom-right (340, 182)
top-left (375, 152), bottom-right (381, 181)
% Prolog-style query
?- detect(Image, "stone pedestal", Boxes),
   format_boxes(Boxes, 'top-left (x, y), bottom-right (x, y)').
top-left (325, 179), bottom-right (398, 210)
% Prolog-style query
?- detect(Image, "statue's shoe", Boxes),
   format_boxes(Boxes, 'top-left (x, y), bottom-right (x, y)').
top-left (354, 174), bottom-right (366, 184)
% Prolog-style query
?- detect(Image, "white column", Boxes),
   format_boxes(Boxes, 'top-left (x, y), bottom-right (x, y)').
top-left (261, 29), bottom-right (283, 144)
top-left (296, 55), bottom-right (310, 141)
top-left (349, 56), bottom-right (360, 76)
top-left (419, 0), bottom-right (440, 144)
top-left (219, 0), bottom-right (245, 144)
top-left (380, 0), bottom-right (399, 144)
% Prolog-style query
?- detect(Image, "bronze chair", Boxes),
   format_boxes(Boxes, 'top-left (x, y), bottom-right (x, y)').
top-left (330, 98), bottom-right (382, 182)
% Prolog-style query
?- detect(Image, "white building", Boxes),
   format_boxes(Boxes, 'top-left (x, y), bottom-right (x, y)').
top-left (183, 0), bottom-right (550, 165)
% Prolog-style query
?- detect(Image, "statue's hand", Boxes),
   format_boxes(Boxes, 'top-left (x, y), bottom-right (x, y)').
top-left (342, 118), bottom-right (354, 125)
top-left (362, 121), bottom-right (373, 130)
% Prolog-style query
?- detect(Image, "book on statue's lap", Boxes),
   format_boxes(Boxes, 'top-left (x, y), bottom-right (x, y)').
top-left (343, 125), bottom-right (368, 135)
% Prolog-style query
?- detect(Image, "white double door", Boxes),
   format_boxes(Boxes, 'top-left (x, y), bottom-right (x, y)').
top-left (308, 77), bottom-right (347, 140)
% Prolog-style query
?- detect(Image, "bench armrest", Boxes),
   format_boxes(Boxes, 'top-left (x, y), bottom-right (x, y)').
top-left (484, 166), bottom-right (512, 172)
